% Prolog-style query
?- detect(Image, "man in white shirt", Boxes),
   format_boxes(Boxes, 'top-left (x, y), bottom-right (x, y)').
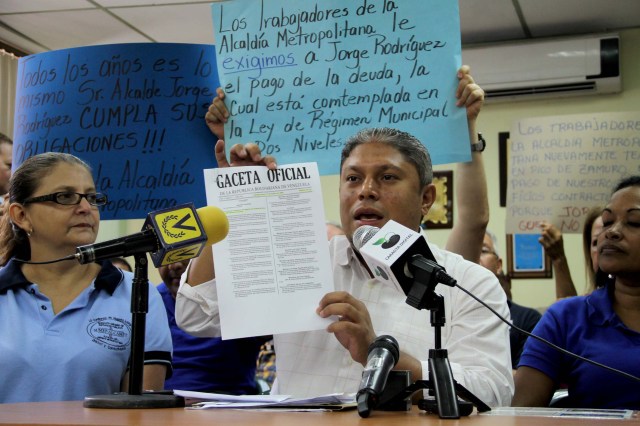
top-left (176, 68), bottom-right (513, 406)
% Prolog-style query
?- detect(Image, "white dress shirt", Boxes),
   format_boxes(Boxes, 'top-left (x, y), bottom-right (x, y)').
top-left (176, 235), bottom-right (514, 406)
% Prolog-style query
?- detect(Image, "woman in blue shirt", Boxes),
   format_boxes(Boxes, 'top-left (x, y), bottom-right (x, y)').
top-left (513, 175), bottom-right (640, 409)
top-left (0, 152), bottom-right (172, 403)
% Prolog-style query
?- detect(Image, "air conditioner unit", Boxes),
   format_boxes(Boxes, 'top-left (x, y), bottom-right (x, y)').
top-left (462, 34), bottom-right (620, 102)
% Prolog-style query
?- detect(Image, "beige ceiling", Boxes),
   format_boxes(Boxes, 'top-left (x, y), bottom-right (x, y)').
top-left (1, 0), bottom-right (640, 56)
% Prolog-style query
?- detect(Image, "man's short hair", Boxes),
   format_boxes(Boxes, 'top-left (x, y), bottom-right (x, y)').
top-left (340, 128), bottom-right (433, 187)
top-left (485, 230), bottom-right (501, 259)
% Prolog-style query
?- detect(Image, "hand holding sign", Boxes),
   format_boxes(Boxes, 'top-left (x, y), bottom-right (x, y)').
top-left (211, 0), bottom-right (471, 175)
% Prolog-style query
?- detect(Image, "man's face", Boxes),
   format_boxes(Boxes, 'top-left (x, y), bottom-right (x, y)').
top-left (158, 260), bottom-right (189, 299)
top-left (339, 142), bottom-right (435, 241)
top-left (0, 143), bottom-right (12, 194)
top-left (480, 233), bottom-right (512, 298)
top-left (479, 233), bottom-right (502, 274)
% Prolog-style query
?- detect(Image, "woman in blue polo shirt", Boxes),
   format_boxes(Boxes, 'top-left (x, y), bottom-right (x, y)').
top-left (513, 175), bottom-right (640, 409)
top-left (0, 152), bottom-right (172, 403)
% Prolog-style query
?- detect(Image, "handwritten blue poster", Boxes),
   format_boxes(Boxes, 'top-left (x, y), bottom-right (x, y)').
top-left (212, 0), bottom-right (469, 175)
top-left (13, 43), bottom-right (219, 220)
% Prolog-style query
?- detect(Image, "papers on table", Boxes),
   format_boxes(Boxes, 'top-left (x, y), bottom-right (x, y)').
top-left (174, 390), bottom-right (356, 411)
top-left (481, 407), bottom-right (635, 420)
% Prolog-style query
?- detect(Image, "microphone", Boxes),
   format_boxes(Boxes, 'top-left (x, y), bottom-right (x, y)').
top-left (75, 203), bottom-right (229, 268)
top-left (356, 335), bottom-right (400, 418)
top-left (353, 220), bottom-right (456, 296)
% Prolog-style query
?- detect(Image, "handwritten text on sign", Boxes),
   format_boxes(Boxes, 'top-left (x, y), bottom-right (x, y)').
top-left (212, 0), bottom-right (469, 175)
top-left (13, 43), bottom-right (220, 220)
top-left (506, 111), bottom-right (640, 234)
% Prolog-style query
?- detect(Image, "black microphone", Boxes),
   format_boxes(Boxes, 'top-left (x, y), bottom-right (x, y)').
top-left (76, 203), bottom-right (229, 267)
top-left (356, 335), bottom-right (400, 418)
top-left (353, 220), bottom-right (456, 296)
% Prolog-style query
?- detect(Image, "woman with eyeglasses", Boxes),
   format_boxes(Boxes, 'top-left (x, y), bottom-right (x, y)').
top-left (0, 152), bottom-right (172, 403)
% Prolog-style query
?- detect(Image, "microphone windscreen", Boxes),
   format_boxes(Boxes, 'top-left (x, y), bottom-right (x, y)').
top-left (370, 335), bottom-right (400, 364)
top-left (353, 225), bottom-right (380, 251)
top-left (196, 206), bottom-right (229, 246)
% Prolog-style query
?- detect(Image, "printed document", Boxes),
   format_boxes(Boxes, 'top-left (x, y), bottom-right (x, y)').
top-left (204, 163), bottom-right (334, 339)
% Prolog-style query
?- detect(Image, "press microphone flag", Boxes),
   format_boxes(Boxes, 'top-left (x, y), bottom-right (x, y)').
top-left (75, 203), bottom-right (229, 267)
top-left (353, 220), bottom-right (437, 295)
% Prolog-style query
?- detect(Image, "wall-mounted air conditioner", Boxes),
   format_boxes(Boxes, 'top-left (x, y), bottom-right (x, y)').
top-left (462, 34), bottom-right (620, 102)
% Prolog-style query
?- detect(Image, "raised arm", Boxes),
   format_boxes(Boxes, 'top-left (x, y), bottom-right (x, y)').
top-left (539, 222), bottom-right (578, 298)
top-left (445, 66), bottom-right (489, 263)
top-left (205, 87), bottom-right (228, 139)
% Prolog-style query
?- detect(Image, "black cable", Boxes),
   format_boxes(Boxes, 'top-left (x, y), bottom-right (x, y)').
top-left (454, 283), bottom-right (640, 383)
top-left (12, 254), bottom-right (77, 264)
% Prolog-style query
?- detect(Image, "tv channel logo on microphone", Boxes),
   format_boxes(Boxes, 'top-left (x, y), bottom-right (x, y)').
top-left (371, 232), bottom-right (401, 249)
top-left (358, 220), bottom-right (423, 293)
top-left (144, 203), bottom-right (208, 266)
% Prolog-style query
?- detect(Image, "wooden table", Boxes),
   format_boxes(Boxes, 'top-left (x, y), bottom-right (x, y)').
top-left (0, 402), bottom-right (638, 426)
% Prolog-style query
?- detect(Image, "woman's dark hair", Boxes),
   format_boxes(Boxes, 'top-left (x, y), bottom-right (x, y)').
top-left (0, 153), bottom-right (92, 264)
top-left (581, 206), bottom-right (603, 293)
top-left (612, 175), bottom-right (640, 193)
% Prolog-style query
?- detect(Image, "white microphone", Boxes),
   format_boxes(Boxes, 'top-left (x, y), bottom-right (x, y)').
top-left (353, 220), bottom-right (455, 296)
top-left (356, 335), bottom-right (400, 418)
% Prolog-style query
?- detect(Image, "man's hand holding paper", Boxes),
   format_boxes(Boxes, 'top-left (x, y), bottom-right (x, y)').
top-left (317, 291), bottom-right (376, 366)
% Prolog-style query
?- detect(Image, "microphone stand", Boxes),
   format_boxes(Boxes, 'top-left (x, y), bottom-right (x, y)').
top-left (84, 253), bottom-right (183, 408)
top-left (383, 258), bottom-right (490, 419)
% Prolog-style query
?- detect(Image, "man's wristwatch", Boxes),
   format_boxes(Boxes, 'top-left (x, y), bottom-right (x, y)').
top-left (471, 133), bottom-right (486, 152)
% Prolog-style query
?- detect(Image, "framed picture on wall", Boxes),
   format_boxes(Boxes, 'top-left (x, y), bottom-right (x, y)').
top-left (421, 170), bottom-right (453, 230)
top-left (498, 131), bottom-right (510, 207)
top-left (506, 233), bottom-right (552, 279)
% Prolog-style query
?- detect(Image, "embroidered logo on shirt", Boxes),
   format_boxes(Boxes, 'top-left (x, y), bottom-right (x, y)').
top-left (87, 317), bottom-right (131, 351)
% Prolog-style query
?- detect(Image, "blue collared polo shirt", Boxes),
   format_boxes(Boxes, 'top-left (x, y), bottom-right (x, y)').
top-left (519, 284), bottom-right (640, 409)
top-left (0, 259), bottom-right (172, 403)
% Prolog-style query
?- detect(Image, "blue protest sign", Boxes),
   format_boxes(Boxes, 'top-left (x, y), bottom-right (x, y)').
top-left (13, 43), bottom-right (219, 220)
top-left (212, 0), bottom-right (469, 175)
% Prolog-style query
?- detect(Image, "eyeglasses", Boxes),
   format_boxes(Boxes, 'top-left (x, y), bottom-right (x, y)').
top-left (23, 192), bottom-right (108, 207)
top-left (481, 248), bottom-right (497, 257)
